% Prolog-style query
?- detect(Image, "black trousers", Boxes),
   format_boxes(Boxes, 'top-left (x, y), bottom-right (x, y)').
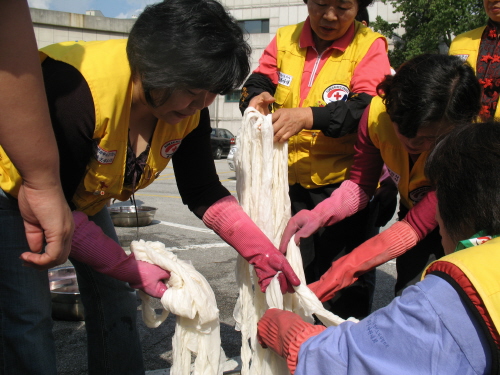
top-left (289, 183), bottom-right (377, 320)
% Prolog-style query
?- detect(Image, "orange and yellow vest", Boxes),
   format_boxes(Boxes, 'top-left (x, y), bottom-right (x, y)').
top-left (449, 26), bottom-right (500, 120)
top-left (424, 236), bottom-right (500, 363)
top-left (274, 21), bottom-right (387, 188)
top-left (0, 39), bottom-right (200, 216)
top-left (367, 96), bottom-right (431, 210)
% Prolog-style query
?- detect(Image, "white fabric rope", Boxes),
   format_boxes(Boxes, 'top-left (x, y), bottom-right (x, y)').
top-left (132, 240), bottom-right (226, 375)
top-left (234, 108), bottom-right (355, 375)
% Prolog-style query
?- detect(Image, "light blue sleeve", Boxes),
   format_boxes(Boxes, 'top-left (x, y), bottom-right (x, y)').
top-left (295, 275), bottom-right (490, 375)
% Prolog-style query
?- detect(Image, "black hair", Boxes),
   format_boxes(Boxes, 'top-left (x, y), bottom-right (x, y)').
top-left (127, 0), bottom-right (251, 107)
top-left (355, 7), bottom-right (369, 26)
top-left (303, 0), bottom-right (373, 9)
top-left (377, 54), bottom-right (481, 139)
top-left (426, 122), bottom-right (500, 242)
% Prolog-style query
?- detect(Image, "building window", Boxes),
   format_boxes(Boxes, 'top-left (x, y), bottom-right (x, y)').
top-left (238, 19), bottom-right (269, 34)
top-left (225, 90), bottom-right (241, 102)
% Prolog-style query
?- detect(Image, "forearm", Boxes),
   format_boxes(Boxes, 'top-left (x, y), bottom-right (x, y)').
top-left (239, 73), bottom-right (276, 114)
top-left (403, 191), bottom-right (439, 239)
top-left (173, 108), bottom-right (230, 218)
top-left (348, 106), bottom-right (385, 198)
top-left (0, 0), bottom-right (60, 188)
top-left (311, 92), bottom-right (373, 137)
top-left (203, 195), bottom-right (300, 293)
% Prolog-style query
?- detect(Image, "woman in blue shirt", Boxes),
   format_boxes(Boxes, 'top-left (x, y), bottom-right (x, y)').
top-left (257, 121), bottom-right (500, 374)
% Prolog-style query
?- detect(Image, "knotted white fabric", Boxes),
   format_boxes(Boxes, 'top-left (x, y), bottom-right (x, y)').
top-left (132, 240), bottom-right (226, 375)
top-left (234, 108), bottom-right (355, 375)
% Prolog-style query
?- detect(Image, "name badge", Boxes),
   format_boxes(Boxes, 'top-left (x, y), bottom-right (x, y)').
top-left (94, 144), bottom-right (116, 164)
top-left (387, 167), bottom-right (400, 186)
top-left (278, 72), bottom-right (293, 87)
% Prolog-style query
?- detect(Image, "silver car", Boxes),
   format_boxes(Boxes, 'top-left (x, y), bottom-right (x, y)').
top-left (227, 142), bottom-right (237, 172)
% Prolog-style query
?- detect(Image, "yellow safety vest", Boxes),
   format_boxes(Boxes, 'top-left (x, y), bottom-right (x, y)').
top-left (423, 236), bottom-right (500, 356)
top-left (367, 96), bottom-right (431, 210)
top-left (0, 39), bottom-right (200, 216)
top-left (274, 21), bottom-right (387, 188)
top-left (449, 26), bottom-right (500, 120)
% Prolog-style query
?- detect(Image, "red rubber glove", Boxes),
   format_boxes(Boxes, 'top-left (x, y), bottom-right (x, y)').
top-left (71, 211), bottom-right (170, 298)
top-left (309, 220), bottom-right (419, 302)
top-left (203, 196), bottom-right (300, 293)
top-left (279, 180), bottom-right (369, 253)
top-left (257, 308), bottom-right (326, 374)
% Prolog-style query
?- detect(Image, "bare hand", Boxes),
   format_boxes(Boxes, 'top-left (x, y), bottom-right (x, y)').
top-left (18, 184), bottom-right (74, 270)
top-left (249, 92), bottom-right (275, 115)
top-left (272, 107), bottom-right (313, 143)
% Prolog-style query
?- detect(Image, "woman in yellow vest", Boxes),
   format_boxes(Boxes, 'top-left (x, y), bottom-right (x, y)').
top-left (280, 54), bottom-right (482, 302)
top-left (449, 0), bottom-right (500, 121)
top-left (239, 0), bottom-right (392, 320)
top-left (256, 121), bottom-right (500, 375)
top-left (0, 1), bottom-right (300, 374)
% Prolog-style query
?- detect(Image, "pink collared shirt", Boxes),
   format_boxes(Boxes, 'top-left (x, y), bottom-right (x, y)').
top-left (254, 18), bottom-right (390, 106)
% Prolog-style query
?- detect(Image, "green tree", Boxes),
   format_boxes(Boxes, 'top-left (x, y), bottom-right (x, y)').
top-left (372, 0), bottom-right (486, 69)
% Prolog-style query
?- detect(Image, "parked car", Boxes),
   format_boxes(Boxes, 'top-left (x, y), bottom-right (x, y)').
top-left (210, 128), bottom-right (235, 159)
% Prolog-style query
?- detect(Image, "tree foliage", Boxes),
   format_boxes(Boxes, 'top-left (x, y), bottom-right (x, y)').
top-left (372, 0), bottom-right (487, 69)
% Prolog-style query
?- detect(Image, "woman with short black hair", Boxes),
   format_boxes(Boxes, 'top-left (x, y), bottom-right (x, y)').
top-left (258, 121), bottom-right (500, 375)
top-left (280, 53), bottom-right (481, 301)
top-left (0, 1), bottom-right (299, 373)
top-left (240, 0), bottom-right (392, 320)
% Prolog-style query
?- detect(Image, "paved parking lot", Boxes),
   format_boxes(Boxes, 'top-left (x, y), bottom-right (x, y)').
top-left (53, 158), bottom-right (397, 374)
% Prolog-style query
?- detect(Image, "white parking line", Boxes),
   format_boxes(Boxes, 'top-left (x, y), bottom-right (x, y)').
top-left (157, 220), bottom-right (216, 234)
top-left (165, 242), bottom-right (230, 251)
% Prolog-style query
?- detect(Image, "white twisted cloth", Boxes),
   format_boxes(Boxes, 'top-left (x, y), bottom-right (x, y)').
top-left (132, 240), bottom-right (226, 375)
top-left (234, 108), bottom-right (356, 375)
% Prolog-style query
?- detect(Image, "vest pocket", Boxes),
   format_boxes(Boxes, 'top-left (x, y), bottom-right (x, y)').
top-left (309, 132), bottom-right (357, 185)
top-left (310, 132), bottom-right (357, 156)
top-left (273, 85), bottom-right (291, 111)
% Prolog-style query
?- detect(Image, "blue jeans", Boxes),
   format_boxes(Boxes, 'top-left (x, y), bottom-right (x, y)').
top-left (0, 191), bottom-right (144, 374)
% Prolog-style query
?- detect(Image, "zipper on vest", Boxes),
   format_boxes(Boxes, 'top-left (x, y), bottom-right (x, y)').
top-left (309, 50), bottom-right (325, 88)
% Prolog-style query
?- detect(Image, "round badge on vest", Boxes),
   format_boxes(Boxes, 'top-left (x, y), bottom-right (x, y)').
top-left (323, 84), bottom-right (349, 104)
top-left (409, 186), bottom-right (431, 204)
top-left (161, 139), bottom-right (182, 159)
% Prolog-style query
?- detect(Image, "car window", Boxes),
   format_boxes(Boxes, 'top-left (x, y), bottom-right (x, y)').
top-left (211, 129), bottom-right (216, 137)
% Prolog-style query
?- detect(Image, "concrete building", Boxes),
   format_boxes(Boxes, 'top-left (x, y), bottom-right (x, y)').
top-left (30, 8), bottom-right (134, 48)
top-left (30, 1), bottom-right (401, 136)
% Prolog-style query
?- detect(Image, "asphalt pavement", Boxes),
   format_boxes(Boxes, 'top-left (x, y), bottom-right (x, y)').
top-left (52, 158), bottom-right (398, 374)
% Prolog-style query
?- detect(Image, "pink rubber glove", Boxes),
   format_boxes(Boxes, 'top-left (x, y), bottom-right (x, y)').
top-left (279, 180), bottom-right (370, 253)
top-left (203, 196), bottom-right (300, 293)
top-left (309, 220), bottom-right (419, 302)
top-left (257, 308), bottom-right (326, 374)
top-left (71, 211), bottom-right (170, 298)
